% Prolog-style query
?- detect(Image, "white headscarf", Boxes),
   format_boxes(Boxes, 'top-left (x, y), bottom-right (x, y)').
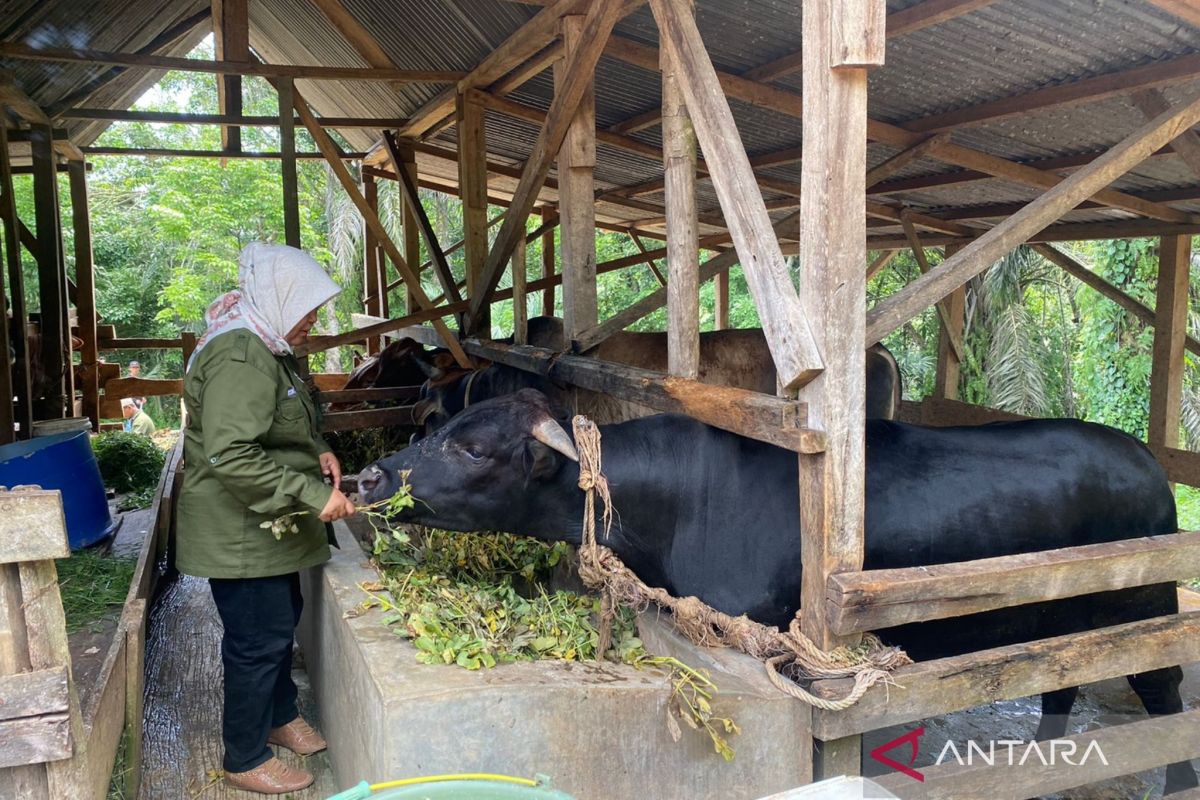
top-left (189, 243), bottom-right (341, 368)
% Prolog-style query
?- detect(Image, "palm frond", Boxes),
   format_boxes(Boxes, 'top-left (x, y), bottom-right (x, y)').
top-left (985, 302), bottom-right (1050, 415)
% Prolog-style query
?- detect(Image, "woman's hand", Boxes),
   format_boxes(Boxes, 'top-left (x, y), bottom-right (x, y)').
top-left (319, 452), bottom-right (342, 490)
top-left (319, 488), bottom-right (357, 522)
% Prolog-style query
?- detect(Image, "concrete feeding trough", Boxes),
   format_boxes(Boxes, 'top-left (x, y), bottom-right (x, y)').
top-left (298, 523), bottom-right (813, 800)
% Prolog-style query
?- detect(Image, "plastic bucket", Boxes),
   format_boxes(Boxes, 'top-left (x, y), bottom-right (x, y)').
top-left (330, 779), bottom-right (576, 800)
top-left (0, 431), bottom-right (115, 548)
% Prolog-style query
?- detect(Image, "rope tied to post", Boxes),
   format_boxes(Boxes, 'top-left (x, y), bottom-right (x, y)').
top-left (570, 415), bottom-right (911, 711)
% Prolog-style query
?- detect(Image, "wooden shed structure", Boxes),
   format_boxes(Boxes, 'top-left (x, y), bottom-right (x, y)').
top-left (4, 0), bottom-right (1200, 796)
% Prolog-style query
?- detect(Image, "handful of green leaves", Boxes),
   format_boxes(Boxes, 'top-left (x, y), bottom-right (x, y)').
top-left (260, 469), bottom-right (416, 541)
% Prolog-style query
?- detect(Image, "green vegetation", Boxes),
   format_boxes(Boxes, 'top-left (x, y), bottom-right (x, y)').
top-left (56, 548), bottom-right (136, 634)
top-left (91, 432), bottom-right (165, 496)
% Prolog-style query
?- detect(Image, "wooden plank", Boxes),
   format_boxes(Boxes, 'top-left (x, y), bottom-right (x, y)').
top-left (1034, 243), bottom-right (1200, 358)
top-left (290, 91), bottom-right (470, 367)
top-left (58, 109), bottom-right (407, 128)
top-left (0, 491), bottom-right (68, 565)
top-left (1149, 235), bottom-right (1190, 453)
top-left (866, 93), bottom-right (1200, 347)
top-left (318, 386), bottom-right (422, 404)
top-left (649, 0), bottom-right (822, 391)
top-left (319, 405), bottom-right (427, 433)
top-left (75, 632), bottom-right (127, 800)
top-left (556, 14), bottom-right (599, 340)
top-left (0, 123), bottom-right (32, 439)
top-left (384, 135), bottom-right (464, 306)
top-left (463, 338), bottom-right (824, 453)
top-left (512, 219), bottom-right (528, 344)
top-left (828, 531), bottom-right (1200, 635)
top-left (903, 52), bottom-right (1200, 134)
top-left (899, 212), bottom-right (965, 361)
top-left (1133, 88), bottom-right (1200, 180)
top-left (877, 708), bottom-right (1200, 799)
top-left (0, 666), bottom-right (69, 722)
top-left (97, 338), bottom-right (184, 349)
top-left (811, 610), bottom-right (1200, 740)
top-left (1155, 446), bottom-right (1200, 488)
top-left (464, 0), bottom-right (623, 333)
top-left (541, 207), bottom-right (556, 317)
top-left (457, 94), bottom-right (491, 336)
top-left (0, 715), bottom-right (71, 770)
top-left (0, 42), bottom-right (463, 83)
top-left (101, 377), bottom-right (183, 399)
top-left (277, 79), bottom-right (301, 247)
top-left (662, 10), bottom-right (699, 379)
top-left (1144, 0), bottom-right (1200, 31)
top-left (67, 163), bottom-right (99, 433)
top-left (123, 600), bottom-right (147, 800)
top-left (830, 0), bottom-right (886, 68)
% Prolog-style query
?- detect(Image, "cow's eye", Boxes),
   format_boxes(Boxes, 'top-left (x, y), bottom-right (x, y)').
top-left (464, 444), bottom-right (485, 461)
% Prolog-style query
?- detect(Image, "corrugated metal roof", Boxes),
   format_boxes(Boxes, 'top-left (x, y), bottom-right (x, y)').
top-left (4, 0), bottom-right (1200, 238)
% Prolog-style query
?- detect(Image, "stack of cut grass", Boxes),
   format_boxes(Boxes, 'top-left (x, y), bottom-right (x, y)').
top-left (56, 548), bottom-right (136, 634)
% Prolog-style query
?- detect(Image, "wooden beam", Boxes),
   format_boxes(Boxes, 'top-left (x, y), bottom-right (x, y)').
top-left (1144, 0), bottom-right (1200, 31)
top-left (463, 337), bottom-right (823, 453)
top-left (68, 162), bottom-right (99, 433)
top-left (0, 43), bottom-right (462, 83)
top-left (885, 0), bottom-right (1000, 38)
top-left (290, 89), bottom-right (470, 367)
top-left (57, 109), bottom-right (405, 128)
top-left (30, 124), bottom-right (68, 420)
top-left (384, 134), bottom-right (464, 307)
top-left (465, 0), bottom-right (622, 333)
top-left (830, 0), bottom-right (886, 68)
top-left (650, 0), bottom-right (822, 390)
top-left (556, 14), bottom-right (599, 340)
top-left (827, 531), bottom-right (1200, 635)
top-left (811, 610), bottom-right (1200, 740)
top-left (362, 173), bottom-right (383, 354)
top-left (320, 405), bottom-right (427, 433)
top-left (541, 207), bottom-right (556, 316)
top-left (866, 92), bottom-right (1200, 347)
top-left (212, 0), bottom-right (248, 153)
top-left (276, 79), bottom-right (300, 247)
top-left (457, 93), bottom-right (490, 336)
top-left (1149, 235), bottom-right (1190, 452)
top-left (662, 0), bottom-right (699, 379)
top-left (629, 232), bottom-right (667, 286)
top-left (864, 133), bottom-right (947, 187)
top-left (934, 242), bottom-right (965, 399)
top-left (900, 212), bottom-right (965, 362)
top-left (79, 147), bottom-right (367, 159)
top-left (1033, 243), bottom-right (1200, 358)
top-left (0, 124), bottom-right (32, 439)
top-left (902, 51), bottom-right (1200, 134)
top-left (865, 249), bottom-right (897, 281)
top-left (310, 0), bottom-right (397, 72)
top-left (512, 218), bottom-right (529, 344)
top-left (1133, 88), bottom-right (1200, 179)
top-left (868, 218), bottom-right (1200, 248)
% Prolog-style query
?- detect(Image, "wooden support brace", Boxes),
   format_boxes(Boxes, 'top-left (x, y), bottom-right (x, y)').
top-left (900, 212), bottom-right (965, 362)
top-left (456, 94), bottom-right (491, 335)
top-left (865, 133), bottom-right (948, 187)
top-left (465, 0), bottom-right (622, 333)
top-left (866, 250), bottom-right (898, 281)
top-left (650, 0), bottom-right (823, 390)
top-left (866, 91), bottom-right (1200, 347)
top-left (1133, 88), bottom-right (1200, 180)
top-left (1149, 235), bottom-right (1190, 452)
top-left (289, 90), bottom-right (470, 367)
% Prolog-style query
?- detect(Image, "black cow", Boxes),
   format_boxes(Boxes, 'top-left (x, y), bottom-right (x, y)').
top-left (358, 389), bottom-right (1197, 793)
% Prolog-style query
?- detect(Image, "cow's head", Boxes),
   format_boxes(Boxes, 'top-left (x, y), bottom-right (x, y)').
top-left (356, 389), bottom-right (579, 534)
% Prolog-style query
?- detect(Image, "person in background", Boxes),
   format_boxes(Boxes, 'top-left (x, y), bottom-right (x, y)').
top-left (175, 243), bottom-right (356, 795)
top-left (121, 397), bottom-right (156, 436)
top-left (127, 360), bottom-right (147, 409)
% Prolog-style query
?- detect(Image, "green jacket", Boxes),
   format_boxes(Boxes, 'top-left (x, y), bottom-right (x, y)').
top-left (175, 329), bottom-right (334, 579)
top-left (130, 409), bottom-right (156, 437)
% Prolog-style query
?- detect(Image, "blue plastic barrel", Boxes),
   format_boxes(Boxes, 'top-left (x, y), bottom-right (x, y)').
top-left (0, 431), bottom-right (115, 548)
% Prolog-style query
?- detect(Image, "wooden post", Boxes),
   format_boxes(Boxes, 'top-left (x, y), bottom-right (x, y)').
top-left (797, 0), bottom-right (882, 781)
top-left (401, 148), bottom-right (419, 316)
top-left (540, 207), bottom-right (556, 317)
top-left (556, 14), bottom-right (598, 339)
top-left (458, 93), bottom-right (491, 336)
top-left (934, 242), bottom-right (965, 400)
top-left (662, 4), bottom-right (699, 379)
top-left (276, 78), bottom-right (301, 248)
top-left (512, 219), bottom-right (528, 344)
top-left (67, 162), bottom-right (99, 432)
top-left (30, 123), bottom-right (68, 421)
top-left (1149, 235), bottom-right (1190, 453)
top-left (213, 0), bottom-right (248, 155)
top-left (363, 173), bottom-right (383, 355)
top-left (0, 123), bottom-right (32, 438)
top-left (714, 270), bottom-right (730, 330)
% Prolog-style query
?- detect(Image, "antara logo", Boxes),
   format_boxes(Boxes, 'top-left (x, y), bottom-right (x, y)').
top-left (870, 727), bottom-right (925, 782)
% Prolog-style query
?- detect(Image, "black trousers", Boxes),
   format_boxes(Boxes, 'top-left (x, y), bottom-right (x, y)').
top-left (209, 572), bottom-right (303, 773)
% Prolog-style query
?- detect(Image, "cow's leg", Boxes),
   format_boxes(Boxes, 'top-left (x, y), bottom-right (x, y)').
top-left (1034, 685), bottom-right (1078, 741)
top-left (1127, 666), bottom-right (1198, 794)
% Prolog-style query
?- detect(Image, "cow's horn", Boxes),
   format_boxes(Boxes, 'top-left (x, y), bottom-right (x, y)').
top-left (531, 418), bottom-right (579, 462)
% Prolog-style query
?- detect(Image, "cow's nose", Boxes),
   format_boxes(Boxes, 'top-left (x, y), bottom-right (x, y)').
top-left (357, 465), bottom-right (384, 496)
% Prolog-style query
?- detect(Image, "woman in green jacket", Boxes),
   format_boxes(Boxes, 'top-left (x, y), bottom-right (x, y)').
top-left (176, 243), bottom-right (357, 795)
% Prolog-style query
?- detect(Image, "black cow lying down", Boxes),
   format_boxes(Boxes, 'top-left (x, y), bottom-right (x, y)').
top-left (358, 389), bottom-right (1198, 793)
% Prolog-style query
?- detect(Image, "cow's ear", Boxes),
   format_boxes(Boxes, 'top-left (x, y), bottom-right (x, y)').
top-left (523, 440), bottom-right (561, 482)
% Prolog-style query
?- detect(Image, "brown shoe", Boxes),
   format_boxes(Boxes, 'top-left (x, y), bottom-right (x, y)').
top-left (225, 757), bottom-right (314, 794)
top-left (267, 717), bottom-right (328, 756)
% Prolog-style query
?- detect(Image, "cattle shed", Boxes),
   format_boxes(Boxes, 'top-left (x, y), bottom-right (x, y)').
top-left (4, 0), bottom-right (1200, 797)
